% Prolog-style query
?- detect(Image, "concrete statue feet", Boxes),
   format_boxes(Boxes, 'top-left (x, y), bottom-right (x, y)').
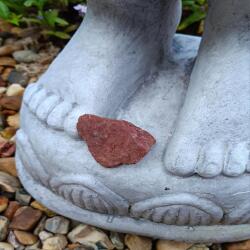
top-left (16, 0), bottom-right (250, 243)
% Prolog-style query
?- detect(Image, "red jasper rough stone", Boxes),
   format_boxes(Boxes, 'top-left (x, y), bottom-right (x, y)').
top-left (77, 114), bottom-right (156, 168)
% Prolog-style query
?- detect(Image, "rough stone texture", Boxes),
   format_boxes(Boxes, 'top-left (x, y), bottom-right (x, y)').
top-left (42, 235), bottom-right (68, 250)
top-left (16, 0), bottom-right (250, 244)
top-left (10, 206), bottom-right (42, 231)
top-left (0, 196), bottom-right (9, 213)
top-left (223, 240), bottom-right (250, 250)
top-left (0, 96), bottom-right (22, 111)
top-left (31, 201), bottom-right (55, 217)
top-left (45, 216), bottom-right (70, 234)
top-left (67, 224), bottom-right (114, 249)
top-left (0, 242), bottom-right (14, 250)
top-left (14, 230), bottom-right (38, 246)
top-left (0, 171), bottom-right (20, 193)
top-left (38, 230), bottom-right (53, 242)
top-left (156, 240), bottom-right (193, 250)
top-left (0, 158), bottom-right (18, 177)
top-left (7, 231), bottom-right (24, 249)
top-left (12, 50), bottom-right (39, 63)
top-left (4, 201), bottom-right (21, 220)
top-left (125, 235), bottom-right (152, 250)
top-left (0, 216), bottom-right (9, 241)
top-left (77, 115), bottom-right (156, 167)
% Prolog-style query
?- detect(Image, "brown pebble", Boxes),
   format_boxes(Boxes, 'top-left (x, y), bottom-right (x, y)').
top-left (125, 234), bottom-right (152, 250)
top-left (0, 141), bottom-right (16, 158)
top-left (0, 158), bottom-right (17, 176)
top-left (10, 206), bottom-right (42, 231)
top-left (31, 201), bottom-right (56, 217)
top-left (0, 196), bottom-right (8, 213)
top-left (14, 230), bottom-right (38, 246)
top-left (0, 44), bottom-right (23, 57)
top-left (0, 96), bottom-right (22, 111)
top-left (67, 243), bottom-right (81, 249)
top-left (1, 68), bottom-right (13, 81)
top-left (0, 127), bottom-right (17, 140)
top-left (1, 110), bottom-right (16, 116)
top-left (4, 201), bottom-right (21, 220)
top-left (0, 76), bottom-right (6, 87)
top-left (0, 57), bottom-right (16, 67)
top-left (223, 240), bottom-right (250, 250)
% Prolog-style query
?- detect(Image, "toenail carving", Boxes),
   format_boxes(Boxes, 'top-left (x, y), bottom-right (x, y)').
top-left (223, 142), bottom-right (249, 177)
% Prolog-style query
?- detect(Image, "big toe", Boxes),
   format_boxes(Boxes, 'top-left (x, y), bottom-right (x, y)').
top-left (164, 143), bottom-right (200, 177)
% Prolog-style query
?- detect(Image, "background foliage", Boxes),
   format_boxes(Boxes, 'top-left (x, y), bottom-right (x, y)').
top-left (0, 0), bottom-right (207, 40)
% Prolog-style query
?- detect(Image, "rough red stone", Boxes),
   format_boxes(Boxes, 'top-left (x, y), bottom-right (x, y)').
top-left (77, 114), bottom-right (156, 168)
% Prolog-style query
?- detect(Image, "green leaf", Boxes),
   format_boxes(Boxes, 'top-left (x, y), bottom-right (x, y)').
top-left (54, 17), bottom-right (68, 26)
top-left (43, 30), bottom-right (71, 39)
top-left (24, 0), bottom-right (47, 11)
top-left (23, 0), bottom-right (35, 7)
top-left (178, 10), bottom-right (206, 30)
top-left (0, 2), bottom-right (10, 19)
top-left (8, 13), bottom-right (23, 26)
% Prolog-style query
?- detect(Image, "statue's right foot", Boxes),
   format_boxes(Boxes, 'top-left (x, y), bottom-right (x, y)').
top-left (164, 0), bottom-right (250, 178)
top-left (31, 0), bottom-right (181, 137)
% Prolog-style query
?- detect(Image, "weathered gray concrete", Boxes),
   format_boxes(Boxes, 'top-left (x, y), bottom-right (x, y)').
top-left (16, 0), bottom-right (250, 243)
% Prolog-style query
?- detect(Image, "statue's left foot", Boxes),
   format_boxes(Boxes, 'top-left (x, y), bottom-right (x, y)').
top-left (164, 0), bottom-right (250, 177)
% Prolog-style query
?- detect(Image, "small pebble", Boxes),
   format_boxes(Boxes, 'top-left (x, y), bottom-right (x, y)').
top-left (1, 68), bottom-right (13, 82)
top-left (4, 201), bottom-right (21, 220)
top-left (13, 50), bottom-right (39, 63)
top-left (31, 201), bottom-right (56, 217)
top-left (14, 230), bottom-right (38, 246)
top-left (68, 224), bottom-right (114, 249)
top-left (6, 84), bottom-right (24, 97)
top-left (188, 244), bottom-right (210, 250)
top-left (156, 240), bottom-right (193, 250)
top-left (33, 216), bottom-right (47, 236)
top-left (45, 216), bottom-right (70, 234)
top-left (0, 87), bottom-right (7, 94)
top-left (38, 230), bottom-right (53, 242)
top-left (125, 234), bottom-right (152, 250)
top-left (0, 95), bottom-right (22, 111)
top-left (7, 230), bottom-right (25, 249)
top-left (15, 189), bottom-right (32, 205)
top-left (223, 240), bottom-right (250, 250)
top-left (24, 240), bottom-right (41, 250)
top-left (7, 113), bottom-right (20, 129)
top-left (10, 206), bottom-right (42, 231)
top-left (0, 171), bottom-right (20, 193)
top-left (0, 57), bottom-right (16, 67)
top-left (0, 242), bottom-right (14, 250)
top-left (42, 235), bottom-right (68, 250)
top-left (0, 158), bottom-right (17, 177)
top-left (110, 232), bottom-right (124, 250)
top-left (0, 216), bottom-right (9, 241)
top-left (0, 44), bottom-right (23, 56)
top-left (7, 70), bottom-right (29, 87)
top-left (0, 196), bottom-right (9, 213)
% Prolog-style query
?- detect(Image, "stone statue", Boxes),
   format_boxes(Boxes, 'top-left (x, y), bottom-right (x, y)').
top-left (16, 0), bottom-right (250, 243)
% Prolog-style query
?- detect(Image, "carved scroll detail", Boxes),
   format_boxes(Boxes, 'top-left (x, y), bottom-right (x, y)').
top-left (131, 193), bottom-right (224, 226)
top-left (48, 175), bottom-right (129, 216)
